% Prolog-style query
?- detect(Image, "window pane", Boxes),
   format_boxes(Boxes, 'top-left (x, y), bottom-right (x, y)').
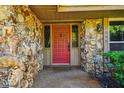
top-left (110, 43), bottom-right (124, 51)
top-left (109, 21), bottom-right (124, 41)
top-left (72, 25), bottom-right (78, 47)
top-left (44, 25), bottom-right (50, 48)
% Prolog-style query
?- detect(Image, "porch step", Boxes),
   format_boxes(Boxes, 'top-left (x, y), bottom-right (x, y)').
top-left (43, 65), bottom-right (80, 71)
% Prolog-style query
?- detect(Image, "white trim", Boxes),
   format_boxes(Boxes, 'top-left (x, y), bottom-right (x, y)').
top-left (50, 24), bottom-right (52, 65)
top-left (109, 18), bottom-right (124, 21)
top-left (103, 18), bottom-right (109, 52)
top-left (108, 19), bottom-right (110, 51)
top-left (58, 5), bottom-right (124, 12)
top-left (109, 41), bottom-right (124, 43)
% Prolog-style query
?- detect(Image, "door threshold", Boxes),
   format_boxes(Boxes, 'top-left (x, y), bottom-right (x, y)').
top-left (44, 65), bottom-right (71, 68)
top-left (52, 63), bottom-right (70, 65)
top-left (43, 65), bottom-right (80, 69)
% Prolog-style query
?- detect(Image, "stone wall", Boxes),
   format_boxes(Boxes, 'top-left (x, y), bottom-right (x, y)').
top-left (0, 5), bottom-right (43, 88)
top-left (80, 19), bottom-right (103, 73)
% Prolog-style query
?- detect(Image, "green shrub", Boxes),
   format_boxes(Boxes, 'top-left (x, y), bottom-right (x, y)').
top-left (103, 51), bottom-right (124, 86)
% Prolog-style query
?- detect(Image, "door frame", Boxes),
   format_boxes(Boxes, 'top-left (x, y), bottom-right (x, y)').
top-left (43, 23), bottom-right (80, 66)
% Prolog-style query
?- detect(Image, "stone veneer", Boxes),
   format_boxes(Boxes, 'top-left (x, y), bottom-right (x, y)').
top-left (80, 19), bottom-right (103, 74)
top-left (0, 5), bottom-right (43, 88)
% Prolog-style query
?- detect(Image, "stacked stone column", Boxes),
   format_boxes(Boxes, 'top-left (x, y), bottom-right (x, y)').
top-left (80, 19), bottom-right (103, 74)
top-left (0, 5), bottom-right (43, 88)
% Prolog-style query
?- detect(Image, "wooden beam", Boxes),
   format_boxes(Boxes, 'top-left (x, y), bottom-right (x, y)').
top-left (58, 5), bottom-right (124, 12)
top-left (41, 19), bottom-right (83, 23)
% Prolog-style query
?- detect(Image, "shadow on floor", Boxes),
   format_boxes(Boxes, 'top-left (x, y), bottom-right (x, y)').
top-left (32, 67), bottom-right (101, 88)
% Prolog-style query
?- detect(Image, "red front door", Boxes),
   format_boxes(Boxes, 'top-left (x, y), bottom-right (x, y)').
top-left (52, 24), bottom-right (70, 64)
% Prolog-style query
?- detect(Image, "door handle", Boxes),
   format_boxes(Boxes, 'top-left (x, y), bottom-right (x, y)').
top-left (68, 43), bottom-right (70, 51)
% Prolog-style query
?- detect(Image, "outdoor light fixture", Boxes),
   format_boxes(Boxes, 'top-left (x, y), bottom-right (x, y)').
top-left (96, 23), bottom-right (102, 32)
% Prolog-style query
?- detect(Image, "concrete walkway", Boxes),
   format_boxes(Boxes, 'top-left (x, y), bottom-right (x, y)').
top-left (32, 67), bottom-right (101, 88)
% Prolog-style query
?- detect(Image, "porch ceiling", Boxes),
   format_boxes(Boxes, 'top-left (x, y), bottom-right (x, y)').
top-left (29, 5), bottom-right (124, 22)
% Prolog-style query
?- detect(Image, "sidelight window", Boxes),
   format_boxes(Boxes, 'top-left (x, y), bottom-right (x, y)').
top-left (72, 25), bottom-right (78, 47)
top-left (44, 25), bottom-right (50, 48)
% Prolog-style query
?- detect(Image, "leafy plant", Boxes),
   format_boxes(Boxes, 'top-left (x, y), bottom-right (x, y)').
top-left (103, 51), bottom-right (124, 86)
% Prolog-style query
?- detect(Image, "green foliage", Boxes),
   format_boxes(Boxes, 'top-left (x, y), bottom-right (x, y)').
top-left (120, 25), bottom-right (124, 31)
top-left (109, 26), bottom-right (116, 34)
top-left (114, 73), bottom-right (124, 79)
top-left (103, 51), bottom-right (124, 86)
top-left (103, 51), bottom-right (124, 63)
top-left (110, 25), bottom-right (124, 34)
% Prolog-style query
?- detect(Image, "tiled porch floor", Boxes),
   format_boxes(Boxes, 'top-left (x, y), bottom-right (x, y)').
top-left (32, 67), bottom-right (101, 88)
